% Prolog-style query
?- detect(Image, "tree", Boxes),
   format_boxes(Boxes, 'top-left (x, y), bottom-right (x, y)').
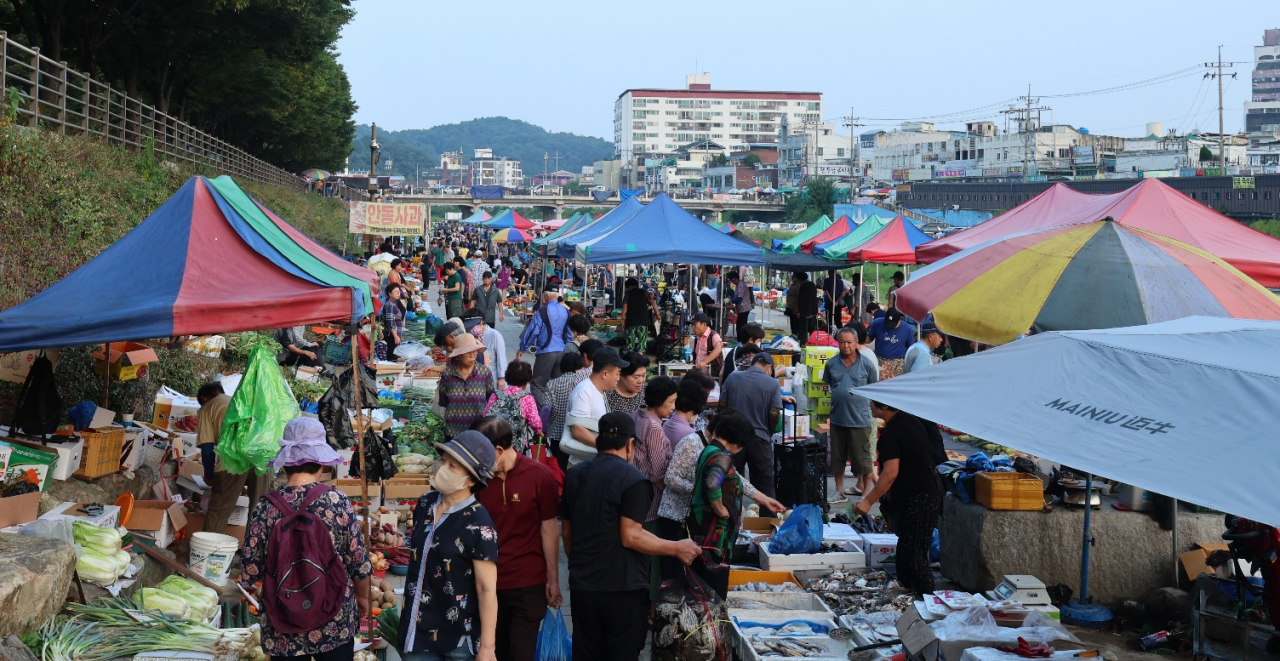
top-left (743, 152), bottom-right (761, 166)
top-left (710, 153), bottom-right (729, 167)
top-left (1199, 145), bottom-right (1214, 163)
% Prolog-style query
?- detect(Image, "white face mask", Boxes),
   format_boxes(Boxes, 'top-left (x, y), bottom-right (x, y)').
top-left (433, 464), bottom-right (470, 495)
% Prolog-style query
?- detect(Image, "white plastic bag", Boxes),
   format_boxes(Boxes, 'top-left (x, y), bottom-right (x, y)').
top-left (394, 342), bottom-right (429, 359)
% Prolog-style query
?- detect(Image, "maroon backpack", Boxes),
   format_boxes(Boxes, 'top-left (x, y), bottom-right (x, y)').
top-left (262, 485), bottom-right (349, 633)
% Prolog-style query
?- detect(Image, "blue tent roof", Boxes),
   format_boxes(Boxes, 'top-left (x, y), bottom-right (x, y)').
top-left (554, 196), bottom-right (644, 259)
top-left (575, 194), bottom-right (765, 265)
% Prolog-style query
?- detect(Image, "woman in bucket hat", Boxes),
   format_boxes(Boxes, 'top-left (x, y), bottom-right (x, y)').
top-left (438, 334), bottom-right (494, 438)
top-left (397, 430), bottom-right (499, 661)
top-left (238, 417), bottom-right (374, 661)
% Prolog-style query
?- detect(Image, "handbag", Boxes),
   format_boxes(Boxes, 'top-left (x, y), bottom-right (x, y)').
top-left (559, 414), bottom-right (598, 460)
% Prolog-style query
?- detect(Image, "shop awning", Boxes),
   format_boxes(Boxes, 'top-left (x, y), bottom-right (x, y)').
top-left (575, 194), bottom-right (764, 265)
top-left (0, 176), bottom-right (373, 352)
top-left (857, 317), bottom-right (1280, 527)
top-left (917, 178), bottom-right (1280, 287)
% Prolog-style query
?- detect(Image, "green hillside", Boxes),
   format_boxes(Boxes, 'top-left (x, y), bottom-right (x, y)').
top-left (349, 117), bottom-right (614, 181)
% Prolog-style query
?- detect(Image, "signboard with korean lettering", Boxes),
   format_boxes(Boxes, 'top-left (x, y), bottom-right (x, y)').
top-left (1233, 176), bottom-right (1256, 189)
top-left (1006, 166), bottom-right (1024, 176)
top-left (1025, 175), bottom-right (1048, 182)
top-left (982, 168), bottom-right (1002, 177)
top-left (937, 170), bottom-right (964, 178)
top-left (1072, 146), bottom-right (1095, 165)
top-left (813, 164), bottom-right (853, 177)
top-left (360, 202), bottom-right (427, 236)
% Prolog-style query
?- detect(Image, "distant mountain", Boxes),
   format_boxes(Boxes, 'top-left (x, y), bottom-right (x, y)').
top-left (348, 118), bottom-right (614, 181)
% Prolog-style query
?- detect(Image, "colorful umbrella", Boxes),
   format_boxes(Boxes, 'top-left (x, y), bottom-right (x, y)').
top-left (492, 228), bottom-right (532, 243)
top-left (897, 219), bottom-right (1280, 345)
top-left (486, 211), bottom-right (535, 230)
top-left (300, 169), bottom-right (331, 180)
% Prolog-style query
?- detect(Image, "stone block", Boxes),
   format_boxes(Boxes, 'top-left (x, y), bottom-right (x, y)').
top-left (939, 494), bottom-right (1225, 603)
top-left (0, 534), bottom-right (76, 637)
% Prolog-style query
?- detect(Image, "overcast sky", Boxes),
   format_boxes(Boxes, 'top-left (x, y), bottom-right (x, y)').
top-left (337, 0), bottom-right (1273, 140)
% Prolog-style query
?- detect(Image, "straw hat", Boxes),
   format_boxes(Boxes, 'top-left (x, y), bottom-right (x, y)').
top-left (448, 333), bottom-right (485, 358)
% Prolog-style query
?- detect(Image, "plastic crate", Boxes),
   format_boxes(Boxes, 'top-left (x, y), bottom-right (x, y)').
top-left (75, 427), bottom-right (125, 479)
top-left (323, 338), bottom-right (353, 365)
top-left (976, 472), bottom-right (1045, 511)
top-left (774, 439), bottom-right (827, 508)
top-left (728, 569), bottom-right (801, 589)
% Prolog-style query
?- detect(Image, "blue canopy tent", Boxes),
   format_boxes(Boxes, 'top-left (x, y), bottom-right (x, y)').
top-left (459, 210), bottom-right (491, 225)
top-left (554, 196), bottom-right (644, 259)
top-left (574, 194), bottom-right (764, 265)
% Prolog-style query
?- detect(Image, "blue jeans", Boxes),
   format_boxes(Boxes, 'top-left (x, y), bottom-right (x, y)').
top-left (400, 646), bottom-right (473, 661)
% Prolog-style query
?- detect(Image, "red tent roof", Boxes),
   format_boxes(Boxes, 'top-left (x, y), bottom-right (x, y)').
top-left (846, 216), bottom-right (934, 264)
top-left (800, 215), bottom-right (853, 253)
top-left (917, 179), bottom-right (1280, 287)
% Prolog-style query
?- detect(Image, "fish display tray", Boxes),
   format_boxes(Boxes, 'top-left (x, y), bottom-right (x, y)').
top-left (726, 591), bottom-right (835, 617)
top-left (759, 541), bottom-right (866, 572)
top-left (734, 629), bottom-right (854, 661)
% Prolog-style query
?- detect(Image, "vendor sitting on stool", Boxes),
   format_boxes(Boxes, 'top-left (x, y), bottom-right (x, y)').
top-left (277, 326), bottom-right (323, 369)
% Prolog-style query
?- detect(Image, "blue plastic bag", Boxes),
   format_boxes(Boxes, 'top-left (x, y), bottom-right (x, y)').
top-left (929, 529), bottom-right (941, 563)
top-left (769, 503), bottom-right (823, 555)
top-left (535, 607), bottom-right (571, 661)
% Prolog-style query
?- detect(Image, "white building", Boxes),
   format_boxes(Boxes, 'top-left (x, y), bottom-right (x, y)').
top-left (614, 73), bottom-right (822, 164)
top-left (776, 118), bottom-right (856, 187)
top-left (469, 148), bottom-right (523, 188)
top-left (1115, 133), bottom-right (1247, 173)
top-left (872, 121), bottom-right (1123, 181)
top-left (644, 140), bottom-right (729, 192)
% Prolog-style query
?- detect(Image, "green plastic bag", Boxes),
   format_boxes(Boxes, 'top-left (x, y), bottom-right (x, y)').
top-left (217, 342), bottom-right (299, 474)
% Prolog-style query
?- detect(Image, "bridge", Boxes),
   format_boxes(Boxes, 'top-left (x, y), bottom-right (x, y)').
top-left (393, 193), bottom-right (787, 222)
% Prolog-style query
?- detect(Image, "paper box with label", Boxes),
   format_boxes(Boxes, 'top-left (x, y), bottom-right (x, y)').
top-left (0, 440), bottom-right (57, 490)
top-left (0, 349), bottom-right (60, 384)
top-left (15, 437), bottom-right (84, 481)
top-left (329, 479), bottom-right (382, 509)
top-left (153, 392), bottom-right (202, 432)
top-left (128, 500), bottom-right (188, 549)
top-left (92, 342), bottom-right (159, 381)
top-left (199, 493), bottom-right (250, 527)
top-left (860, 532), bottom-right (899, 567)
top-left (43, 501), bottom-right (122, 528)
top-left (382, 476), bottom-right (431, 507)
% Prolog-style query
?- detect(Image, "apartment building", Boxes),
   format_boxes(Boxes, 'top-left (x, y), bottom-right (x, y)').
top-left (614, 73), bottom-right (823, 165)
top-left (1246, 29), bottom-right (1280, 144)
top-left (469, 148), bottom-right (523, 188)
top-left (776, 117), bottom-right (856, 187)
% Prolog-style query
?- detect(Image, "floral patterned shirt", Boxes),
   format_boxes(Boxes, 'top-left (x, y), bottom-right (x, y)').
top-left (239, 483), bottom-right (372, 657)
top-left (604, 386), bottom-right (646, 416)
top-left (440, 363), bottom-right (495, 437)
top-left (399, 492), bottom-right (500, 655)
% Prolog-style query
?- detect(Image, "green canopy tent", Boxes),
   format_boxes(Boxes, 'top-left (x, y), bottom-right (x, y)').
top-left (777, 215), bottom-right (834, 254)
top-left (820, 215), bottom-right (893, 261)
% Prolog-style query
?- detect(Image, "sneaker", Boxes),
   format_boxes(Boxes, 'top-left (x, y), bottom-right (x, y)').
top-left (844, 467), bottom-right (854, 477)
top-left (828, 493), bottom-right (849, 504)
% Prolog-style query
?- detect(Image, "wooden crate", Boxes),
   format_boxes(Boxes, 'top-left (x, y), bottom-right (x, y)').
top-left (976, 472), bottom-right (1045, 511)
top-left (75, 427), bottom-right (125, 479)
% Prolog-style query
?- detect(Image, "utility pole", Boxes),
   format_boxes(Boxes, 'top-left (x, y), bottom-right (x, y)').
top-left (1204, 47), bottom-right (1241, 175)
top-left (1000, 86), bottom-right (1049, 180)
top-left (369, 123), bottom-right (380, 201)
top-left (841, 110), bottom-right (864, 187)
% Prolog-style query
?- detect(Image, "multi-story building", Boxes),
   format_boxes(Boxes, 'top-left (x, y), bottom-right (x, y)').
top-left (531, 170), bottom-right (575, 186)
top-left (776, 117), bottom-right (856, 187)
top-left (1115, 131), bottom-right (1247, 173)
top-left (469, 148), bottom-right (523, 188)
top-left (872, 121), bottom-right (1124, 181)
top-left (645, 139), bottom-right (728, 192)
top-left (579, 165), bottom-right (594, 187)
top-left (439, 150), bottom-right (468, 187)
top-left (1246, 29), bottom-right (1280, 142)
top-left (613, 73), bottom-right (822, 166)
top-left (593, 160), bottom-right (622, 190)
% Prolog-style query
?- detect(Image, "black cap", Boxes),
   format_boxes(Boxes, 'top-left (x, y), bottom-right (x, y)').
top-left (691, 312), bottom-right (710, 325)
top-left (921, 321), bottom-right (941, 336)
top-left (434, 321), bottom-right (462, 346)
top-left (592, 346), bottom-right (630, 368)
top-left (598, 411), bottom-right (637, 440)
top-left (885, 307), bottom-right (904, 324)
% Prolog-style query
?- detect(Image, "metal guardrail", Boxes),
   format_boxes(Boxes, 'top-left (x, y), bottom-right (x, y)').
top-left (0, 31), bottom-right (305, 190)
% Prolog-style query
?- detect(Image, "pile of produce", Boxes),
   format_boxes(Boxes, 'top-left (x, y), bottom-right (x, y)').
top-left (392, 452), bottom-right (434, 475)
top-left (239, 628), bottom-right (267, 661)
top-left (150, 575), bottom-right (220, 622)
top-left (400, 387), bottom-right (438, 427)
top-left (72, 521), bottom-right (131, 585)
top-left (23, 597), bottom-right (255, 661)
top-left (370, 523), bottom-right (405, 548)
top-left (0, 470), bottom-right (39, 497)
top-left (368, 576), bottom-right (399, 615)
top-left (369, 547), bottom-right (409, 571)
top-left (395, 415), bottom-right (444, 456)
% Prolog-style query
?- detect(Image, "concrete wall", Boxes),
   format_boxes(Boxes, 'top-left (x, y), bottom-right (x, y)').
top-left (939, 495), bottom-right (1226, 604)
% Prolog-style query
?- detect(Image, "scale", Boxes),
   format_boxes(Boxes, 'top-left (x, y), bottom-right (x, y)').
top-left (987, 574), bottom-right (1051, 605)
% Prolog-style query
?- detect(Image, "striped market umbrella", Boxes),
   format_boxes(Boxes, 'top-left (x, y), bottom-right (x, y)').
top-left (896, 218), bottom-right (1280, 345)
top-left (492, 227), bottom-right (532, 244)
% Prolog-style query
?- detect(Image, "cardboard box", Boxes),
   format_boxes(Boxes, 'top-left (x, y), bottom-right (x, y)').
top-left (295, 366), bottom-right (322, 383)
top-left (0, 491), bottom-right (40, 528)
top-left (811, 396), bottom-right (832, 415)
top-left (383, 476), bottom-right (431, 505)
top-left (0, 439), bottom-right (58, 490)
top-left (0, 444), bottom-right (11, 473)
top-left (802, 346), bottom-right (838, 368)
top-left (329, 479), bottom-right (382, 508)
top-left (805, 380), bottom-right (830, 398)
top-left (43, 501), bottom-right (122, 528)
top-left (0, 349), bottom-right (60, 384)
top-left (200, 494), bottom-right (250, 527)
top-left (781, 410), bottom-right (810, 440)
top-left (92, 342), bottom-right (159, 381)
top-left (153, 393), bottom-right (201, 432)
top-left (119, 429), bottom-right (144, 472)
top-left (182, 512), bottom-right (245, 543)
top-left (21, 437), bottom-right (84, 481)
top-left (334, 449), bottom-right (356, 479)
top-left (128, 500), bottom-right (188, 549)
top-left (860, 532), bottom-right (899, 567)
top-left (1181, 542), bottom-right (1233, 582)
top-left (741, 517), bottom-right (782, 534)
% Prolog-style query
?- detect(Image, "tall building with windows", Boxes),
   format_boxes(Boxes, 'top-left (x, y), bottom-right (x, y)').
top-left (613, 74), bottom-right (822, 165)
top-left (1246, 29), bottom-right (1280, 145)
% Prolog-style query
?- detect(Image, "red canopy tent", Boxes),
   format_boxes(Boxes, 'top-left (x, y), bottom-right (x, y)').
top-left (846, 216), bottom-right (935, 264)
top-left (800, 215), bottom-right (853, 253)
top-left (917, 179), bottom-right (1280, 287)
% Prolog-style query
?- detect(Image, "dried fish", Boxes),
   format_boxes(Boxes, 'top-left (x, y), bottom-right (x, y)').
top-left (732, 581), bottom-right (806, 593)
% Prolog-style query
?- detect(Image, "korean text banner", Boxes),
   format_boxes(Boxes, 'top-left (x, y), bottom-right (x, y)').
top-left (350, 202), bottom-right (427, 235)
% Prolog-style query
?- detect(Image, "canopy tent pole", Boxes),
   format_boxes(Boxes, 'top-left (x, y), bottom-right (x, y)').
top-left (103, 343), bottom-right (111, 408)
top-left (349, 320), bottom-right (375, 644)
top-left (1172, 500), bottom-right (1180, 585)
top-left (1060, 473), bottom-right (1114, 627)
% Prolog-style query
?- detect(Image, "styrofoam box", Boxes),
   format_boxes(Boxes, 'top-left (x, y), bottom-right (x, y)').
top-left (725, 591), bottom-right (834, 618)
top-left (859, 533), bottom-right (899, 567)
top-left (759, 540), bottom-right (866, 572)
top-left (732, 615), bottom-right (845, 661)
top-left (735, 630), bottom-right (853, 661)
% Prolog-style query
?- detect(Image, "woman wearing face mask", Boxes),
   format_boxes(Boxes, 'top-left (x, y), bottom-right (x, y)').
top-left (397, 431), bottom-right (499, 661)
